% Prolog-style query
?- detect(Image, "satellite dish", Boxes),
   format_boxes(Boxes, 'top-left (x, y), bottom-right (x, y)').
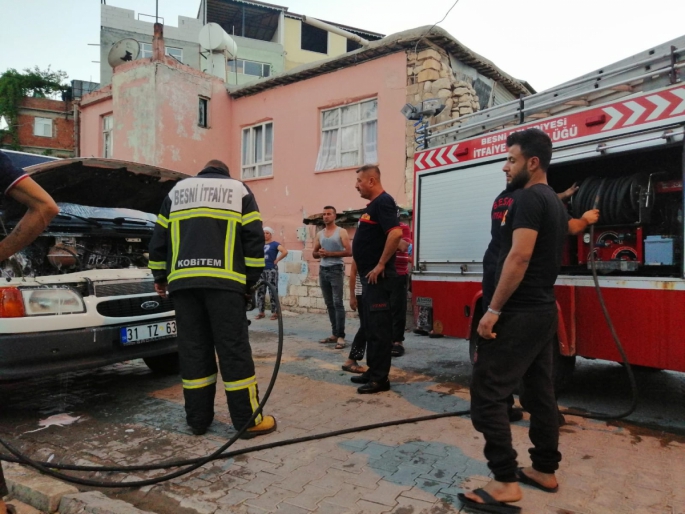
top-left (108, 39), bottom-right (141, 69)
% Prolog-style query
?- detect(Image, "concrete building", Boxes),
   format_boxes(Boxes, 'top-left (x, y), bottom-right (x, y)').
top-left (100, 0), bottom-right (383, 87)
top-left (79, 24), bottom-right (530, 312)
top-left (1, 97), bottom-right (75, 158)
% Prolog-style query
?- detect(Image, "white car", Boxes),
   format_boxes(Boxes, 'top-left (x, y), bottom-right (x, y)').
top-left (0, 155), bottom-right (188, 380)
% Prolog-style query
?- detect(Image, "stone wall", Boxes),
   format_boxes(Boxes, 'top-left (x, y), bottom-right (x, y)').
top-left (403, 45), bottom-right (481, 199)
top-left (277, 224), bottom-right (354, 316)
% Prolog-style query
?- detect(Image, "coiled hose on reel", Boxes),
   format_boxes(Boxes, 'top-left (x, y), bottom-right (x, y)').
top-left (572, 174), bottom-right (649, 225)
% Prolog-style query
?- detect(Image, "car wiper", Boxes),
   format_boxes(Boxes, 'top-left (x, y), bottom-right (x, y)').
top-left (92, 217), bottom-right (154, 226)
top-left (55, 212), bottom-right (103, 228)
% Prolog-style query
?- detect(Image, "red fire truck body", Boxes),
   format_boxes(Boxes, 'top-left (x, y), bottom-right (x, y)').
top-left (411, 37), bottom-right (685, 377)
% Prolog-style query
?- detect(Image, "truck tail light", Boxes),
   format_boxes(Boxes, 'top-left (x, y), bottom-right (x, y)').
top-left (0, 287), bottom-right (26, 318)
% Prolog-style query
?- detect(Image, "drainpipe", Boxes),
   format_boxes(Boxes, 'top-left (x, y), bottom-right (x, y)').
top-left (73, 100), bottom-right (80, 157)
top-left (301, 16), bottom-right (370, 47)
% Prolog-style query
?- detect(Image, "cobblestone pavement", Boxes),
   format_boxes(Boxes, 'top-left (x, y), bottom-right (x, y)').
top-left (1, 312), bottom-right (684, 514)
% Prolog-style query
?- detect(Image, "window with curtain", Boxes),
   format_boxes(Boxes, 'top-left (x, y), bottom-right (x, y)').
top-left (241, 122), bottom-right (273, 179)
top-left (315, 99), bottom-right (377, 171)
top-left (102, 115), bottom-right (113, 158)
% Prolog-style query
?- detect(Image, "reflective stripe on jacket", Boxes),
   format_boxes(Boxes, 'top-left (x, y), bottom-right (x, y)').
top-left (148, 167), bottom-right (265, 293)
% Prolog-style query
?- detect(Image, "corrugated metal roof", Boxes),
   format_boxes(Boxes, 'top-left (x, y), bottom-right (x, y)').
top-left (227, 0), bottom-right (287, 12)
top-left (284, 12), bottom-right (385, 39)
top-left (303, 207), bottom-right (412, 226)
top-left (229, 25), bottom-right (532, 99)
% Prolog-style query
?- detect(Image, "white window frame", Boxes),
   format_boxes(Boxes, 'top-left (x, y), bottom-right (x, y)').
top-left (198, 97), bottom-right (209, 128)
top-left (139, 43), bottom-right (183, 63)
top-left (241, 121), bottom-right (273, 180)
top-left (33, 117), bottom-right (53, 138)
top-left (228, 59), bottom-right (271, 78)
top-left (315, 98), bottom-right (378, 171)
top-left (102, 115), bottom-right (113, 158)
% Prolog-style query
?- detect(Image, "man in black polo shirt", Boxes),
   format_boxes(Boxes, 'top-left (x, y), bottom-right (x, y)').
top-left (0, 150), bottom-right (59, 514)
top-left (459, 129), bottom-right (569, 513)
top-left (350, 165), bottom-right (402, 394)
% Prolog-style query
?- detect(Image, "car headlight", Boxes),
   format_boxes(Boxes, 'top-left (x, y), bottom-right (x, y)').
top-left (21, 287), bottom-right (86, 316)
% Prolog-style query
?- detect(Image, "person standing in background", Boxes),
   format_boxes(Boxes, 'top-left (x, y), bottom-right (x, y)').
top-left (313, 206), bottom-right (351, 349)
top-left (390, 222), bottom-right (412, 357)
top-left (255, 227), bottom-right (287, 320)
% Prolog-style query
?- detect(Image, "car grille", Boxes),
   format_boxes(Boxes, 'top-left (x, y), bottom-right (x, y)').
top-left (97, 296), bottom-right (174, 317)
top-left (94, 281), bottom-right (156, 298)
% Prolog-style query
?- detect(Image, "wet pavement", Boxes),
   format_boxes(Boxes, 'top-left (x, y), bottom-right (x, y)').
top-left (1, 311), bottom-right (684, 513)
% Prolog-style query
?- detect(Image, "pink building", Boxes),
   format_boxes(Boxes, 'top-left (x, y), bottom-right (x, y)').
top-left (78, 24), bottom-right (529, 311)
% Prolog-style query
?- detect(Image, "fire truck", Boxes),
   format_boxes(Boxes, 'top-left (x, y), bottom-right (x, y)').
top-left (411, 36), bottom-right (685, 387)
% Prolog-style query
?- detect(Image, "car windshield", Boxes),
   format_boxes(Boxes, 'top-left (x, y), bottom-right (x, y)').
top-left (57, 203), bottom-right (157, 225)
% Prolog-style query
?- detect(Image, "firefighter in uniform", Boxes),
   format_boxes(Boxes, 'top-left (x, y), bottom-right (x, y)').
top-left (148, 160), bottom-right (276, 438)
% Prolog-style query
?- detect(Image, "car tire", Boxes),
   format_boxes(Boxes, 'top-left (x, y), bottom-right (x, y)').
top-left (143, 353), bottom-right (180, 374)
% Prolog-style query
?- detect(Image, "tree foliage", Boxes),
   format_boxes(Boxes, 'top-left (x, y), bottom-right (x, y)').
top-left (0, 67), bottom-right (68, 148)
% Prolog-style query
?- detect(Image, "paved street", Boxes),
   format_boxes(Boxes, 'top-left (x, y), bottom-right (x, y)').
top-left (1, 311), bottom-right (684, 513)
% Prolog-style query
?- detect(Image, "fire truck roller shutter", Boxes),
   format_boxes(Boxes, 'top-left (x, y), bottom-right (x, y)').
top-left (417, 160), bottom-right (504, 265)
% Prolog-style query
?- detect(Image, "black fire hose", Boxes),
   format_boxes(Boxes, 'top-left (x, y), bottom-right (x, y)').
top-left (559, 179), bottom-right (639, 421)
top-left (0, 242), bottom-right (641, 488)
top-left (0, 280), bottom-right (470, 487)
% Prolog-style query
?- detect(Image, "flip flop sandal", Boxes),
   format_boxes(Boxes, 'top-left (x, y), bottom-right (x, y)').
top-left (335, 341), bottom-right (346, 349)
top-left (319, 336), bottom-right (337, 344)
top-left (516, 467), bottom-right (559, 493)
top-left (457, 489), bottom-right (521, 513)
top-left (269, 313), bottom-right (279, 320)
top-left (254, 313), bottom-right (265, 319)
top-left (341, 364), bottom-right (366, 374)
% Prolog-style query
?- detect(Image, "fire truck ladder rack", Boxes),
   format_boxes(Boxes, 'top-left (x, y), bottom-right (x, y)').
top-left (424, 37), bottom-right (685, 147)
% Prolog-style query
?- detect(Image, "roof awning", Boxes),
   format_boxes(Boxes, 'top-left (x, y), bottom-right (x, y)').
top-left (303, 207), bottom-right (412, 226)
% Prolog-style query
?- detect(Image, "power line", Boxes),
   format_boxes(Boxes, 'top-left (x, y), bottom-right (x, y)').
top-left (411, 0), bottom-right (463, 77)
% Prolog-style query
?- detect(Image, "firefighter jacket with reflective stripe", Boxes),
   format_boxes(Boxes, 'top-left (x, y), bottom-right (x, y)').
top-left (148, 167), bottom-right (265, 294)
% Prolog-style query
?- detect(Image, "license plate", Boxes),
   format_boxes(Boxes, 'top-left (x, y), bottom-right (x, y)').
top-left (120, 320), bottom-right (177, 345)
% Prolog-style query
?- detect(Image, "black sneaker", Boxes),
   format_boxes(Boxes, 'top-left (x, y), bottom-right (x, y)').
top-left (190, 426), bottom-right (208, 435)
top-left (357, 380), bottom-right (391, 394)
top-left (351, 375), bottom-right (369, 384)
top-left (391, 343), bottom-right (405, 357)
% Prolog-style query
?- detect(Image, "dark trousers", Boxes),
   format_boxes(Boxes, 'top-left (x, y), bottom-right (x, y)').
top-left (389, 275), bottom-right (408, 343)
top-left (319, 264), bottom-right (346, 338)
top-left (360, 276), bottom-right (394, 383)
top-left (470, 310), bottom-right (561, 482)
top-left (172, 289), bottom-right (262, 431)
top-left (349, 294), bottom-right (366, 361)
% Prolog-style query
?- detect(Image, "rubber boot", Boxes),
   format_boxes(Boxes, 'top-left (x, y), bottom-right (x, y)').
top-left (239, 415), bottom-right (278, 439)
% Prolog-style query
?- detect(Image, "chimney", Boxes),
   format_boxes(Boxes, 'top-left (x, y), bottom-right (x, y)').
top-left (152, 23), bottom-right (165, 61)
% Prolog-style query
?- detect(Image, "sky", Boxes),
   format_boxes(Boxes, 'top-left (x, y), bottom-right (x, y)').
top-left (0, 0), bottom-right (683, 92)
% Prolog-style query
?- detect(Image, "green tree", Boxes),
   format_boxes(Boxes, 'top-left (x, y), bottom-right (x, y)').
top-left (0, 67), bottom-right (69, 149)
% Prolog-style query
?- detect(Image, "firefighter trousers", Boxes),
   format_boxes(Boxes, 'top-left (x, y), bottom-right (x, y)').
top-left (172, 288), bottom-right (262, 431)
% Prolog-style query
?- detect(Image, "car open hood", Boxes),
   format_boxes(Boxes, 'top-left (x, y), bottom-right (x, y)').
top-left (7, 158), bottom-right (189, 216)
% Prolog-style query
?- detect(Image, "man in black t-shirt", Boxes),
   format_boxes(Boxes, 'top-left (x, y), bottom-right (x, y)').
top-left (350, 165), bottom-right (401, 394)
top-left (459, 129), bottom-right (570, 512)
top-left (482, 186), bottom-right (598, 423)
top-left (0, 150), bottom-right (59, 514)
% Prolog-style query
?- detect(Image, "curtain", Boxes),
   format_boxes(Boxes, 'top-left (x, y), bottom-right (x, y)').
top-left (315, 128), bottom-right (338, 171)
top-left (362, 120), bottom-right (377, 164)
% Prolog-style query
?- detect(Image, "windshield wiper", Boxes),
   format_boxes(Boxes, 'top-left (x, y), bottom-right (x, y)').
top-left (94, 216), bottom-right (154, 226)
top-left (55, 212), bottom-right (102, 228)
